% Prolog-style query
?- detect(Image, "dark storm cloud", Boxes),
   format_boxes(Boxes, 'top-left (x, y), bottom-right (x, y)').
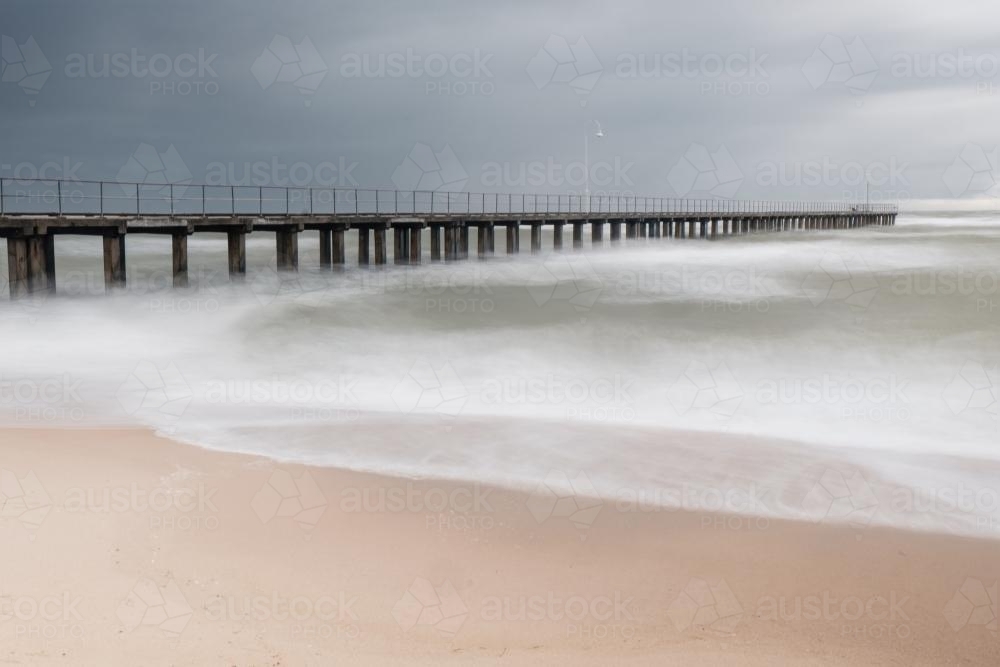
top-left (2, 0), bottom-right (999, 205)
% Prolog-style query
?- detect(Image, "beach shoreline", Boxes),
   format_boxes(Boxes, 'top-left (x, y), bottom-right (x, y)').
top-left (2, 427), bottom-right (997, 665)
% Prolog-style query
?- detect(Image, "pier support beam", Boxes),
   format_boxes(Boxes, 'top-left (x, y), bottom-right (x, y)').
top-left (172, 232), bottom-right (188, 288)
top-left (409, 227), bottom-right (422, 264)
top-left (530, 224), bottom-right (542, 254)
top-left (459, 225), bottom-right (469, 259)
top-left (6, 238), bottom-right (29, 298)
top-left (357, 229), bottom-right (370, 266)
top-left (610, 221), bottom-right (621, 243)
top-left (26, 235), bottom-right (50, 293)
top-left (332, 227), bottom-right (346, 266)
top-left (444, 223), bottom-right (460, 262)
top-left (319, 229), bottom-right (332, 269)
top-left (276, 229), bottom-right (299, 271)
top-left (393, 227), bottom-right (409, 265)
top-left (592, 220), bottom-right (604, 245)
top-left (553, 222), bottom-right (564, 250)
top-left (103, 233), bottom-right (127, 291)
top-left (374, 227), bottom-right (388, 265)
top-left (506, 223), bottom-right (519, 255)
top-left (477, 222), bottom-right (494, 259)
top-left (572, 222), bottom-right (584, 248)
top-left (228, 231), bottom-right (246, 278)
top-left (430, 224), bottom-right (442, 261)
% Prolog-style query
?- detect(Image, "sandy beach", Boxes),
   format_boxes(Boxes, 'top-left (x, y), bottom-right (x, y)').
top-left (1, 427), bottom-right (996, 665)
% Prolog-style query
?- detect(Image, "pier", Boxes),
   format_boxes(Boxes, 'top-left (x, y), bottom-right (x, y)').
top-left (0, 178), bottom-right (897, 297)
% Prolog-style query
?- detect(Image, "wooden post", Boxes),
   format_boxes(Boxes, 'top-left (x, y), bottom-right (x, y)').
top-left (103, 233), bottom-right (126, 291)
top-left (459, 224), bottom-right (469, 259)
top-left (7, 237), bottom-right (29, 299)
top-left (610, 221), bottom-right (621, 242)
top-left (26, 235), bottom-right (47, 293)
top-left (592, 221), bottom-right (604, 245)
top-left (276, 229), bottom-right (299, 271)
top-left (506, 224), bottom-right (519, 255)
top-left (358, 228), bottom-right (370, 265)
top-left (228, 230), bottom-right (246, 278)
top-left (374, 227), bottom-right (387, 265)
top-left (172, 232), bottom-right (188, 288)
top-left (332, 227), bottom-right (346, 266)
top-left (319, 228), bottom-right (333, 269)
top-left (430, 224), bottom-right (442, 261)
top-left (530, 224), bottom-right (542, 254)
top-left (573, 222), bottom-right (584, 248)
top-left (553, 222), bottom-right (564, 250)
top-left (477, 223), bottom-right (488, 259)
top-left (445, 223), bottom-right (460, 262)
top-left (394, 227), bottom-right (407, 265)
top-left (409, 227), bottom-right (422, 264)
top-left (42, 234), bottom-right (56, 292)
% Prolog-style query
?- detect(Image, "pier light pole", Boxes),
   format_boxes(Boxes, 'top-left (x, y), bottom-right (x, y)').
top-left (584, 120), bottom-right (604, 213)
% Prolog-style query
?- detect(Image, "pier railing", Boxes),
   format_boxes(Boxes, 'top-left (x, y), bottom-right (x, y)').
top-left (0, 177), bottom-right (898, 218)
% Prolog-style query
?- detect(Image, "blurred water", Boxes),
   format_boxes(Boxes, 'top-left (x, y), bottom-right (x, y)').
top-left (1, 216), bottom-right (998, 536)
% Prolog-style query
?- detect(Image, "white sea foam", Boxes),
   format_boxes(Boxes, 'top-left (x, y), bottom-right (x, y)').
top-left (1, 216), bottom-right (998, 537)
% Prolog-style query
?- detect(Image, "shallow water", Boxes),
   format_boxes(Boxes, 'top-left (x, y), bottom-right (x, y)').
top-left (1, 215), bottom-right (998, 537)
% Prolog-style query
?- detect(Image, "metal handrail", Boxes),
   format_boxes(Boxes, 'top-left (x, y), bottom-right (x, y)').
top-left (0, 176), bottom-right (900, 217)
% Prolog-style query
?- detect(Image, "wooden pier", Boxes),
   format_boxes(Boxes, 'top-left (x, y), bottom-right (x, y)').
top-left (0, 179), bottom-right (898, 297)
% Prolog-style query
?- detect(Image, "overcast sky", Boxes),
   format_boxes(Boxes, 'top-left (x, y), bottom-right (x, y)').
top-left (2, 0), bottom-right (1000, 207)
